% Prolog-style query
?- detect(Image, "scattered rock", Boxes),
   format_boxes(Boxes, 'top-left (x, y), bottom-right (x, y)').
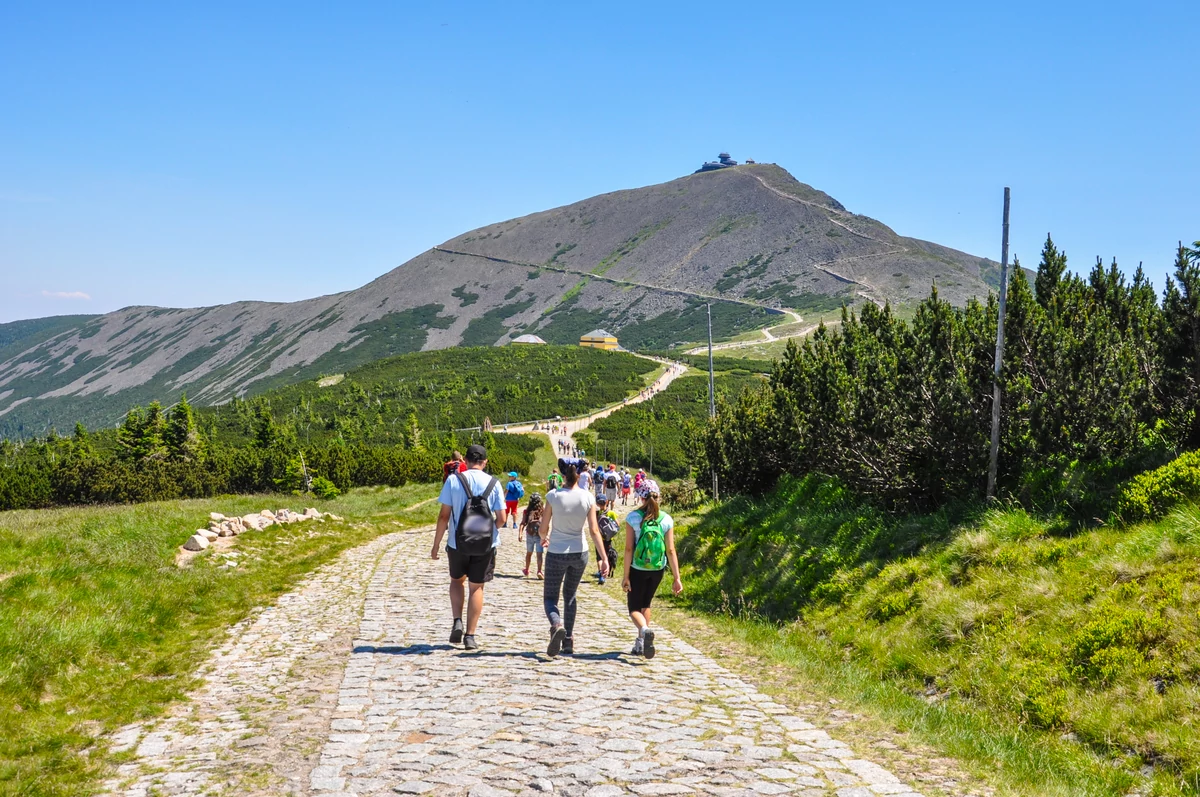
top-left (209, 512), bottom-right (225, 522)
top-left (260, 509), bottom-right (277, 521)
top-left (182, 534), bottom-right (209, 552)
top-left (304, 507), bottom-right (320, 519)
top-left (198, 528), bottom-right (219, 542)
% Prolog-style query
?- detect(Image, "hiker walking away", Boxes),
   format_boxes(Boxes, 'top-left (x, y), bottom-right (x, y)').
top-left (520, 493), bottom-right (546, 579)
top-left (604, 465), bottom-right (619, 505)
top-left (576, 459), bottom-right (592, 493)
top-left (623, 479), bottom-right (682, 659)
top-left (504, 471), bottom-right (525, 529)
top-left (595, 493), bottom-right (620, 585)
top-left (621, 469), bottom-right (632, 505)
top-left (633, 468), bottom-right (646, 494)
top-left (430, 444), bottom-right (506, 650)
top-left (443, 450), bottom-right (466, 481)
top-left (540, 458), bottom-right (610, 657)
top-left (547, 468), bottom-right (564, 493)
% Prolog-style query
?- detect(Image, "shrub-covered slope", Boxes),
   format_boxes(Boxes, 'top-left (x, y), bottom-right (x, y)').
top-left (677, 473), bottom-right (1200, 793)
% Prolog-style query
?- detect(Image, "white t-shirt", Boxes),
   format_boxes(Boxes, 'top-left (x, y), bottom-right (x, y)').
top-left (545, 486), bottom-right (596, 554)
top-left (626, 509), bottom-right (675, 571)
top-left (577, 470), bottom-right (592, 490)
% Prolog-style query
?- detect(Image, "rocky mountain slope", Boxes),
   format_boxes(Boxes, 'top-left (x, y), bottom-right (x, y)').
top-left (0, 163), bottom-right (999, 436)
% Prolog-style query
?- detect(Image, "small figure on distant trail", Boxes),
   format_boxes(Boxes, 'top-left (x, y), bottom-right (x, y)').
top-left (633, 468), bottom-right (646, 494)
top-left (621, 469), bottom-right (633, 505)
top-left (504, 471), bottom-right (525, 529)
top-left (520, 493), bottom-right (546, 579)
top-left (547, 468), bottom-right (564, 492)
top-left (540, 459), bottom-right (610, 657)
top-left (623, 479), bottom-right (682, 659)
top-left (442, 450), bottom-right (467, 481)
top-left (604, 464), bottom-right (619, 505)
top-left (483, 416), bottom-right (493, 433)
top-left (595, 493), bottom-right (620, 585)
top-left (577, 459), bottom-right (593, 493)
top-left (431, 444), bottom-right (506, 651)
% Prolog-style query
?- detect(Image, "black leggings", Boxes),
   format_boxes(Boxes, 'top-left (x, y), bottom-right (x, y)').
top-left (627, 567), bottom-right (666, 613)
top-left (543, 551), bottom-right (588, 636)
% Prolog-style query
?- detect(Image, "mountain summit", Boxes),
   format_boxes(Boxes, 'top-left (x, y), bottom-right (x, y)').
top-left (0, 163), bottom-right (998, 436)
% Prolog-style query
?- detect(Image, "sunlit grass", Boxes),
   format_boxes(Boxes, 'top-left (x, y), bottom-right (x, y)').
top-left (0, 485), bottom-right (438, 796)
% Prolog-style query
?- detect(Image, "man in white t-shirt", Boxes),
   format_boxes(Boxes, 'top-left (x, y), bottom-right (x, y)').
top-left (431, 444), bottom-right (507, 650)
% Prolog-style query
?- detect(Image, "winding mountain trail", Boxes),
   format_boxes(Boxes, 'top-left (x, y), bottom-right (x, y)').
top-left (102, 529), bottom-right (934, 797)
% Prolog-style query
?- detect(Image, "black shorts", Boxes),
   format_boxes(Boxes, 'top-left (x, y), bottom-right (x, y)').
top-left (446, 545), bottom-right (496, 584)
top-left (627, 567), bottom-right (666, 612)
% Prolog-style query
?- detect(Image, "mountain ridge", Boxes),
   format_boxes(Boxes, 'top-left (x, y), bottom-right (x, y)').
top-left (0, 163), bottom-right (999, 437)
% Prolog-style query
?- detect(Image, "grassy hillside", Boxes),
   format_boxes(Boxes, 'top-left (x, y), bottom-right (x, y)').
top-left (205, 345), bottom-right (658, 447)
top-left (675, 474), bottom-right (1200, 795)
top-left (574, 370), bottom-right (764, 480)
top-left (0, 486), bottom-right (442, 796)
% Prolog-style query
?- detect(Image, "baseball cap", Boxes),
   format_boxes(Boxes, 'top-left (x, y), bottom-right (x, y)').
top-left (508, 471), bottom-right (518, 478)
top-left (596, 493), bottom-right (608, 503)
top-left (465, 444), bottom-right (487, 463)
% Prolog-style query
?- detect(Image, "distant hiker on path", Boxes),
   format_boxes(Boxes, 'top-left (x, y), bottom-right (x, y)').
top-left (621, 469), bottom-right (632, 505)
top-left (442, 451), bottom-right (466, 481)
top-left (623, 479), bottom-right (682, 659)
top-left (547, 469), bottom-right (563, 492)
top-left (504, 472), bottom-right (524, 529)
top-left (519, 493), bottom-right (546, 579)
top-left (430, 444), bottom-right (506, 650)
top-left (577, 460), bottom-right (592, 493)
top-left (604, 465), bottom-right (619, 505)
top-left (540, 458), bottom-right (610, 657)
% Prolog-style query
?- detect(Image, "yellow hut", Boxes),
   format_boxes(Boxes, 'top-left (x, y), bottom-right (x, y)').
top-left (579, 328), bottom-right (618, 351)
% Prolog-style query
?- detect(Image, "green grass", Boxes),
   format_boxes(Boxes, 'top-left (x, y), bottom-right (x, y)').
top-left (673, 473), bottom-right (1200, 795)
top-left (0, 485), bottom-right (440, 796)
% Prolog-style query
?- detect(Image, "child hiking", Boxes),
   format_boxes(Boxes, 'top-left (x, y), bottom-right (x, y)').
top-left (504, 472), bottom-right (525, 529)
top-left (622, 479), bottom-right (682, 659)
top-left (595, 493), bottom-right (620, 585)
top-left (520, 493), bottom-right (546, 579)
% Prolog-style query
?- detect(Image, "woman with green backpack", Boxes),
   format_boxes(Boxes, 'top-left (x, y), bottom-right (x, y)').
top-left (622, 479), bottom-right (682, 659)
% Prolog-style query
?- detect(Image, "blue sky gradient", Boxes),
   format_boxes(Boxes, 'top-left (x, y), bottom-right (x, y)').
top-left (2, 1), bottom-right (1197, 322)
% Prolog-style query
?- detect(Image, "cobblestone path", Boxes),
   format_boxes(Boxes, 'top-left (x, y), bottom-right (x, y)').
top-left (104, 529), bottom-right (927, 797)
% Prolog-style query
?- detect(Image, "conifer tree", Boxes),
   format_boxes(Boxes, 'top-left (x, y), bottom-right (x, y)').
top-left (165, 393), bottom-right (204, 461)
top-left (1161, 243), bottom-right (1200, 448)
top-left (1034, 235), bottom-right (1068, 311)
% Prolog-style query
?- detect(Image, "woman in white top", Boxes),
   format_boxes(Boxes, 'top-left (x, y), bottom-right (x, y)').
top-left (540, 459), bottom-right (610, 657)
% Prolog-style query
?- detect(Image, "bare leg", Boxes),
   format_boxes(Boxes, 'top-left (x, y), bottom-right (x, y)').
top-left (537, 551), bottom-right (544, 573)
top-left (450, 576), bottom-right (467, 620)
top-left (525, 551), bottom-right (533, 570)
top-left (630, 610), bottom-right (648, 631)
top-left (465, 583), bottom-right (485, 635)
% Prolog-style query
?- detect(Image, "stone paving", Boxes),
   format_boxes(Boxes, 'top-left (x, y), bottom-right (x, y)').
top-left (103, 527), bottom-right (928, 797)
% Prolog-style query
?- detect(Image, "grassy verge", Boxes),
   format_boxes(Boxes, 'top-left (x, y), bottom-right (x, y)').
top-left (0, 484), bottom-right (439, 796)
top-left (664, 473), bottom-right (1200, 795)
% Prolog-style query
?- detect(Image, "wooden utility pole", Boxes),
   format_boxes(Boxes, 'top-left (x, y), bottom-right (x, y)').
top-left (707, 302), bottom-right (719, 500)
top-left (986, 187), bottom-right (1012, 500)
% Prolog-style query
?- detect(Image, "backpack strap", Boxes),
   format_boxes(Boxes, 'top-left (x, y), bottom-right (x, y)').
top-left (455, 470), bottom-right (477, 498)
top-left (480, 476), bottom-right (498, 501)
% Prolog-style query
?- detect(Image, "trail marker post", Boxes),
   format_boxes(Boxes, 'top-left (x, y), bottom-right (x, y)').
top-left (986, 187), bottom-right (1012, 500)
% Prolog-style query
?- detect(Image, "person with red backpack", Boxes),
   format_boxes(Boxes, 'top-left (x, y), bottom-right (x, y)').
top-left (430, 444), bottom-right (507, 650)
top-left (622, 479), bottom-right (682, 659)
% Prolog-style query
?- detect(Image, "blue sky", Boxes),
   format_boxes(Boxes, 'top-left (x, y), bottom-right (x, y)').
top-left (2, 1), bottom-right (1197, 323)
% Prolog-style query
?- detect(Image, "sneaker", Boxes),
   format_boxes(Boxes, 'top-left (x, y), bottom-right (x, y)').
top-left (537, 571), bottom-right (544, 580)
top-left (449, 618), bottom-right (464, 644)
top-left (643, 629), bottom-right (657, 660)
top-left (562, 637), bottom-right (574, 655)
top-left (523, 567), bottom-right (530, 577)
top-left (598, 575), bottom-right (606, 585)
top-left (631, 637), bottom-right (644, 656)
top-left (548, 624), bottom-right (566, 658)
top-left (463, 634), bottom-right (479, 650)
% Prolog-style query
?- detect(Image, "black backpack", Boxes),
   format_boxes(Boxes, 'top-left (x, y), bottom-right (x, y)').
top-left (598, 514), bottom-right (621, 542)
top-left (454, 472), bottom-right (498, 555)
top-left (605, 473), bottom-right (618, 488)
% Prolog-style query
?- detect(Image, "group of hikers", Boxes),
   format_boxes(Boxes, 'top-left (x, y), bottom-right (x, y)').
top-left (431, 444), bottom-right (682, 659)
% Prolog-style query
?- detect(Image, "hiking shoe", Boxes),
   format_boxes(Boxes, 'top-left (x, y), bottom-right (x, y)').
top-left (522, 567), bottom-right (530, 577)
top-left (548, 624), bottom-right (566, 658)
top-left (598, 575), bottom-right (606, 585)
top-left (562, 637), bottom-right (574, 655)
top-left (631, 637), bottom-right (644, 656)
top-left (537, 571), bottom-right (544, 580)
top-left (643, 629), bottom-right (657, 660)
top-left (449, 618), bottom-right (464, 644)
top-left (463, 635), bottom-right (479, 650)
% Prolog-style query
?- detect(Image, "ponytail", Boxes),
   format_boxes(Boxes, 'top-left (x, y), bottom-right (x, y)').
top-left (641, 493), bottom-right (660, 522)
top-left (559, 459), bottom-right (579, 488)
